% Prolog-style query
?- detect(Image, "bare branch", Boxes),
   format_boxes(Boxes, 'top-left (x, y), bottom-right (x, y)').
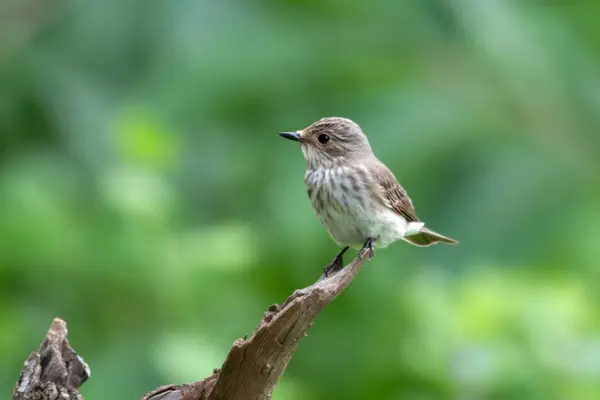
top-left (143, 249), bottom-right (371, 400)
top-left (13, 249), bottom-right (371, 400)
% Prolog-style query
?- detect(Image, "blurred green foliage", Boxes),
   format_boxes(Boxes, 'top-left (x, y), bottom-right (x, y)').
top-left (1, 0), bottom-right (600, 399)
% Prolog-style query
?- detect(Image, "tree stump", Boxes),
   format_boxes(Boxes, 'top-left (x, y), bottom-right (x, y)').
top-left (12, 318), bottom-right (90, 400)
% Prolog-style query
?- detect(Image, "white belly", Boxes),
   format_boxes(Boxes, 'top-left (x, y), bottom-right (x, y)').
top-left (322, 205), bottom-right (409, 249)
top-left (306, 168), bottom-right (409, 249)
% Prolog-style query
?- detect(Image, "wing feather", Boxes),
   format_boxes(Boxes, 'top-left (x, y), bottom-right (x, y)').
top-left (369, 161), bottom-right (419, 222)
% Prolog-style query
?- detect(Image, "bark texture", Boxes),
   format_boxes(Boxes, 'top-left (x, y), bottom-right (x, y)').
top-left (12, 318), bottom-right (91, 400)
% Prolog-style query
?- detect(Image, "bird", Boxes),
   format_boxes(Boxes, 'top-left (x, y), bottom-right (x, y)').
top-left (279, 117), bottom-right (458, 276)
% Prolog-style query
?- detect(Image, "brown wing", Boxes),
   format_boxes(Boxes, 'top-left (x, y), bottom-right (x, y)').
top-left (370, 161), bottom-right (420, 222)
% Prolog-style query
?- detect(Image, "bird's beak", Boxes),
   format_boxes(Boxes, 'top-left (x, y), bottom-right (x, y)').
top-left (279, 131), bottom-right (302, 142)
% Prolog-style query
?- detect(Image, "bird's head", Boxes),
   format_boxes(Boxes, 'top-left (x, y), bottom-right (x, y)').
top-left (279, 117), bottom-right (372, 168)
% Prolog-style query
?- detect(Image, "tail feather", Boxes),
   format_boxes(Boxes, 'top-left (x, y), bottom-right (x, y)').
top-left (403, 227), bottom-right (458, 247)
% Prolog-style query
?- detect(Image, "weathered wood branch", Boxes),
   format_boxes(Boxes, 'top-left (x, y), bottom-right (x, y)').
top-left (12, 318), bottom-right (91, 400)
top-left (13, 249), bottom-right (372, 400)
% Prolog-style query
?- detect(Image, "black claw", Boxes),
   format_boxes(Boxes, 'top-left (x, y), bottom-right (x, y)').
top-left (322, 246), bottom-right (350, 278)
top-left (360, 238), bottom-right (376, 259)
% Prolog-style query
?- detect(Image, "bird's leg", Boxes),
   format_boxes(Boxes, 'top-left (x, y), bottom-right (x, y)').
top-left (360, 237), bottom-right (376, 259)
top-left (322, 246), bottom-right (350, 278)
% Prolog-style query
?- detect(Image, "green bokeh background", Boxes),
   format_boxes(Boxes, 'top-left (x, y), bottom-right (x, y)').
top-left (1, 1), bottom-right (599, 399)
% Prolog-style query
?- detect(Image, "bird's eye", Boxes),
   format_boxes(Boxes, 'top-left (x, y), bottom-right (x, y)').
top-left (318, 134), bottom-right (330, 144)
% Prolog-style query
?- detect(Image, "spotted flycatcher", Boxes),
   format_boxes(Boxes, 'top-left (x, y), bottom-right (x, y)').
top-left (279, 117), bottom-right (458, 276)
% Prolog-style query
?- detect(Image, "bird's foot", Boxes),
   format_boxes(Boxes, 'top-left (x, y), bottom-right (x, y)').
top-left (322, 246), bottom-right (350, 278)
top-left (360, 237), bottom-right (376, 259)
